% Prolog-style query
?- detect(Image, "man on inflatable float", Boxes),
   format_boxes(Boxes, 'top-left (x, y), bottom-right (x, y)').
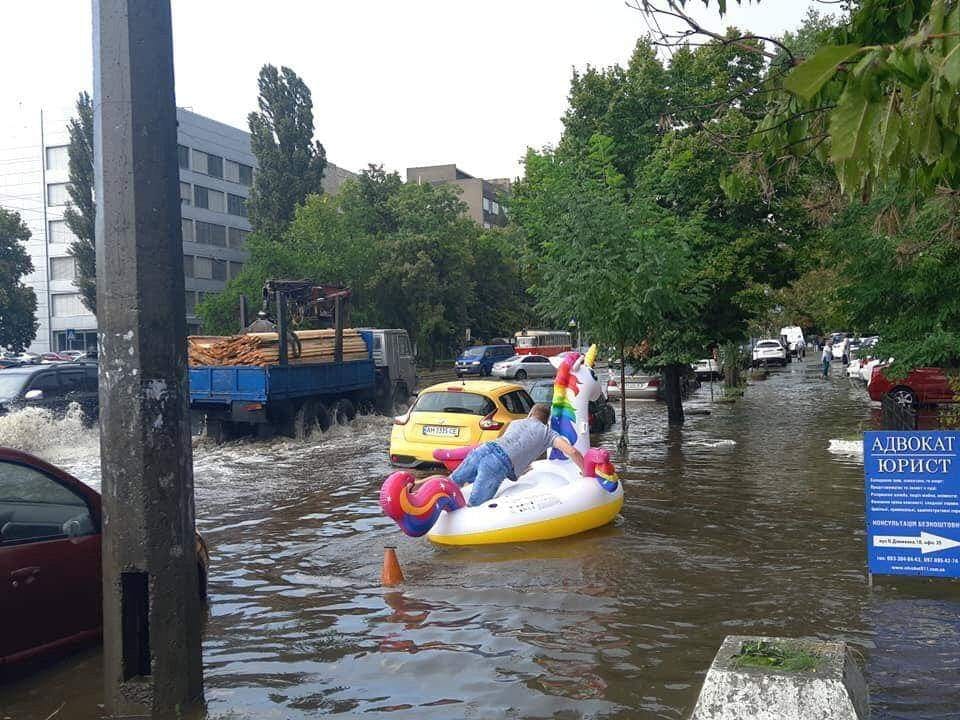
top-left (380, 345), bottom-right (624, 545)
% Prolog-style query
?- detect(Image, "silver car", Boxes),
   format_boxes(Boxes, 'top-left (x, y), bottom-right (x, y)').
top-left (491, 354), bottom-right (556, 380)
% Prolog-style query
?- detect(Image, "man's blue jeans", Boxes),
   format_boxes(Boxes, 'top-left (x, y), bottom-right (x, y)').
top-left (450, 443), bottom-right (514, 507)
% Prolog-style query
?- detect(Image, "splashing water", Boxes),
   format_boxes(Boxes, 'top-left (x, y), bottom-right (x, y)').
top-left (0, 404), bottom-right (101, 480)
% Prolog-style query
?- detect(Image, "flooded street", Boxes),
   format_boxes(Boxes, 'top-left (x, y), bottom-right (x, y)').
top-left (3, 359), bottom-right (960, 719)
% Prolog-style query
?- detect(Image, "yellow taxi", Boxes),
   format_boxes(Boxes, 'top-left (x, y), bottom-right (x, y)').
top-left (389, 380), bottom-right (534, 467)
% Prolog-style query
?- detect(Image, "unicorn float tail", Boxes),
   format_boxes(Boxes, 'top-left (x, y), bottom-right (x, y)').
top-left (584, 448), bottom-right (620, 493)
top-left (379, 472), bottom-right (466, 537)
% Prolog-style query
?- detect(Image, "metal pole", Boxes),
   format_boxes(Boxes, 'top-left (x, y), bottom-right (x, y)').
top-left (94, 1), bottom-right (203, 714)
top-left (239, 294), bottom-right (248, 331)
top-left (334, 294), bottom-right (343, 363)
top-left (277, 289), bottom-right (288, 365)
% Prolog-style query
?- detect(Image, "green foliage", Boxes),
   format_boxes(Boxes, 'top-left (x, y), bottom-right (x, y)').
top-left (64, 91), bottom-right (97, 315)
top-left (198, 168), bottom-right (532, 365)
top-left (733, 640), bottom-right (822, 672)
top-left (247, 65), bottom-right (327, 239)
top-left (0, 208), bottom-right (39, 351)
top-left (511, 138), bottom-right (704, 365)
top-left (767, 0), bottom-right (960, 197)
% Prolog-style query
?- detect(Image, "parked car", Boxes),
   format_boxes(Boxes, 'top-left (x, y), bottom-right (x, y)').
top-left (0, 447), bottom-right (208, 669)
top-left (389, 380), bottom-right (532, 467)
top-left (528, 380), bottom-right (616, 432)
top-left (454, 344), bottom-right (515, 378)
top-left (39, 352), bottom-right (71, 364)
top-left (861, 357), bottom-right (888, 384)
top-left (0, 358), bottom-right (22, 370)
top-left (491, 354), bottom-right (556, 380)
top-left (58, 351), bottom-right (85, 360)
top-left (0, 364), bottom-right (99, 423)
top-left (606, 365), bottom-right (662, 400)
top-left (2, 351), bottom-right (39, 365)
top-left (868, 366), bottom-right (957, 408)
top-left (780, 326), bottom-right (806, 358)
top-left (751, 339), bottom-right (788, 367)
top-left (692, 358), bottom-right (722, 381)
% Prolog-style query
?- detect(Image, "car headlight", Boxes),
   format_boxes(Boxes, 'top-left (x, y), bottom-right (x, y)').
top-left (472, 361), bottom-right (480, 365)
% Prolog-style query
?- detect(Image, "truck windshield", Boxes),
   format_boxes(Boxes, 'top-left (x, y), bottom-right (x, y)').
top-left (415, 391), bottom-right (495, 416)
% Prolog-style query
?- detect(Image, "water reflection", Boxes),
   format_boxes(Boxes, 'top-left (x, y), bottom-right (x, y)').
top-left (2, 362), bottom-right (960, 719)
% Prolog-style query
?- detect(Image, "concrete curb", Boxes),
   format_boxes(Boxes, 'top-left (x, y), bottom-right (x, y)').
top-left (690, 636), bottom-right (869, 720)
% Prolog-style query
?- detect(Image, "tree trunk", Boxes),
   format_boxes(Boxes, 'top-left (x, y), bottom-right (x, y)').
top-left (664, 362), bottom-right (685, 426)
top-left (618, 343), bottom-right (627, 452)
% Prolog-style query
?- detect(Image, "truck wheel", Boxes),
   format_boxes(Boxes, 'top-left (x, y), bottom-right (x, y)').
top-left (333, 398), bottom-right (356, 425)
top-left (206, 419), bottom-right (231, 444)
top-left (292, 400), bottom-right (331, 439)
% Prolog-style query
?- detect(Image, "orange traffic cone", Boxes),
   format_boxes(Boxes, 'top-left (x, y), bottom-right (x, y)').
top-left (381, 546), bottom-right (404, 586)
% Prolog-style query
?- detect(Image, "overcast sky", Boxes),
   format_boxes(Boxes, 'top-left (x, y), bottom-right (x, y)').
top-left (4, 1), bottom-right (821, 179)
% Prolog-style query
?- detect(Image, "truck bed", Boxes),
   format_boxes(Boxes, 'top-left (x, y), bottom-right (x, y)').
top-left (189, 330), bottom-right (375, 406)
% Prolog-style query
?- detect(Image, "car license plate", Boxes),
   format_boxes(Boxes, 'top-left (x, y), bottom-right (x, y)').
top-left (626, 383), bottom-right (647, 390)
top-left (423, 425), bottom-right (459, 437)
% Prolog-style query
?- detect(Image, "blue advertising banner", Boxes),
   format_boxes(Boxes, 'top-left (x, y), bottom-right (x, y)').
top-left (864, 431), bottom-right (960, 577)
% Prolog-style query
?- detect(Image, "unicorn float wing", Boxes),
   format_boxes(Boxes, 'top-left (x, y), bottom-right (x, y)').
top-left (378, 344), bottom-right (624, 545)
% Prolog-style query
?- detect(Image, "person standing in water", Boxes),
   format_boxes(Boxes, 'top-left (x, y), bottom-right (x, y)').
top-left (821, 342), bottom-right (832, 378)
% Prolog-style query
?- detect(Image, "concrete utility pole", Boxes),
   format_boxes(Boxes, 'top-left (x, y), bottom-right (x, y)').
top-left (94, 0), bottom-right (203, 715)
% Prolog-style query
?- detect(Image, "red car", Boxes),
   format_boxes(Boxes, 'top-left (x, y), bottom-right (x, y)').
top-left (0, 448), bottom-right (208, 669)
top-left (868, 366), bottom-right (957, 408)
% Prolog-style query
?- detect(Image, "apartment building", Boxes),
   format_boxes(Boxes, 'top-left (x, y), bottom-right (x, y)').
top-left (0, 105), bottom-right (354, 354)
top-left (406, 164), bottom-right (510, 228)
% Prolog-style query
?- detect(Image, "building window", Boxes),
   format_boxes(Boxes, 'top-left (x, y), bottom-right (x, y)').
top-left (178, 144), bottom-right (190, 169)
top-left (45, 145), bottom-right (69, 171)
top-left (51, 293), bottom-right (89, 317)
top-left (194, 256), bottom-right (213, 280)
top-left (50, 256), bottom-right (77, 281)
top-left (183, 254), bottom-right (194, 278)
top-left (491, 200), bottom-right (500, 215)
top-left (194, 185), bottom-right (224, 212)
top-left (47, 219), bottom-right (77, 245)
top-left (482, 197), bottom-right (491, 212)
top-left (47, 183), bottom-right (69, 206)
top-left (224, 159), bottom-right (240, 183)
top-left (196, 221), bottom-right (226, 246)
top-left (229, 261), bottom-right (244, 279)
top-left (206, 153), bottom-right (223, 179)
top-left (181, 218), bottom-right (194, 242)
top-left (227, 227), bottom-right (249, 249)
top-left (227, 193), bottom-right (248, 217)
top-left (212, 259), bottom-right (227, 281)
top-left (191, 149), bottom-right (208, 175)
top-left (180, 181), bottom-right (192, 205)
top-left (185, 291), bottom-right (197, 314)
top-left (238, 163), bottom-right (253, 186)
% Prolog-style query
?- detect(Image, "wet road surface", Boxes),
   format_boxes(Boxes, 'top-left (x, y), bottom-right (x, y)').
top-left (2, 359), bottom-right (959, 719)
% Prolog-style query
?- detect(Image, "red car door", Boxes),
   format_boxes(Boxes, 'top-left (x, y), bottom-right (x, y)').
top-left (0, 454), bottom-right (101, 665)
top-left (912, 368), bottom-right (954, 405)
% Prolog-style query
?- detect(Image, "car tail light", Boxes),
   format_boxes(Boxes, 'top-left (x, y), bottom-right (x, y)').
top-left (648, 378), bottom-right (660, 387)
top-left (607, 379), bottom-right (618, 387)
top-left (479, 412), bottom-right (503, 430)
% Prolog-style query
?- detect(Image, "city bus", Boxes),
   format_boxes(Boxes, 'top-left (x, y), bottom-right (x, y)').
top-left (514, 330), bottom-right (572, 357)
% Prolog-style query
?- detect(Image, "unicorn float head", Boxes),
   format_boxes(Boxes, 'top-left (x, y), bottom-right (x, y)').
top-left (548, 345), bottom-right (604, 459)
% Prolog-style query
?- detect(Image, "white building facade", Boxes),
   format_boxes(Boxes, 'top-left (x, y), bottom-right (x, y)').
top-left (0, 106), bottom-right (353, 354)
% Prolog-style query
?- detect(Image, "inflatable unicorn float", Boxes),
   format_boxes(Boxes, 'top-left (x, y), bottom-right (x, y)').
top-left (379, 345), bottom-right (623, 545)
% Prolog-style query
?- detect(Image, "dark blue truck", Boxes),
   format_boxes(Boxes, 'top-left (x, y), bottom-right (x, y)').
top-left (189, 329), bottom-right (415, 442)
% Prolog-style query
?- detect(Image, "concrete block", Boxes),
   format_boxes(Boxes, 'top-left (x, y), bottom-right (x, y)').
top-left (690, 635), bottom-right (869, 720)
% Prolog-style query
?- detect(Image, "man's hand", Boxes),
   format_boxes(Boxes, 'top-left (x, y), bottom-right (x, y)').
top-left (553, 437), bottom-right (585, 473)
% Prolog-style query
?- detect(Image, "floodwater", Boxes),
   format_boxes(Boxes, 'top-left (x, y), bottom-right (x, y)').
top-left (2, 360), bottom-right (960, 719)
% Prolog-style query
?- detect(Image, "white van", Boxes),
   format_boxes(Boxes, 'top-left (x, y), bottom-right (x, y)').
top-left (779, 326), bottom-right (805, 358)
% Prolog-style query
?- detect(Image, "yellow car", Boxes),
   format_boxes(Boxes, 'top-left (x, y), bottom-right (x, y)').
top-left (389, 380), bottom-right (534, 467)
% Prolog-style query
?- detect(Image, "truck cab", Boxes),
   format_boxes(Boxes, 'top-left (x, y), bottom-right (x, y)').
top-left (364, 329), bottom-right (417, 410)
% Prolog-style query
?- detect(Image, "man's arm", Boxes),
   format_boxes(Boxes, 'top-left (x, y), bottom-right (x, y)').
top-left (552, 436), bottom-right (584, 473)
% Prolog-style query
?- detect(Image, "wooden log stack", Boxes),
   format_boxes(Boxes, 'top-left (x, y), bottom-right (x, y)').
top-left (188, 329), bottom-right (369, 367)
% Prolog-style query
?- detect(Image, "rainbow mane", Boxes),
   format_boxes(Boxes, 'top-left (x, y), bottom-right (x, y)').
top-left (379, 472), bottom-right (466, 537)
top-left (549, 352), bottom-right (582, 460)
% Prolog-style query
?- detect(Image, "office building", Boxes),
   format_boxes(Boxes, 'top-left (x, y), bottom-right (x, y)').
top-left (406, 164), bottom-right (509, 228)
top-left (0, 105), bottom-right (354, 354)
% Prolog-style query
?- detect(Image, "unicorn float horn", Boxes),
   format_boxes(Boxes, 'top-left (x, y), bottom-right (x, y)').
top-left (379, 472), bottom-right (466, 537)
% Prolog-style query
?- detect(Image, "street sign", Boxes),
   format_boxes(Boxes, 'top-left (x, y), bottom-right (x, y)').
top-left (864, 431), bottom-right (960, 578)
top-left (66, 329), bottom-right (76, 342)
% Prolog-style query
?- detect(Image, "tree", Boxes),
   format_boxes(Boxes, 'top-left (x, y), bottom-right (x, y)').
top-left (0, 207), bottom-right (39, 351)
top-left (247, 65), bottom-right (327, 239)
top-left (512, 137), bottom-right (704, 430)
top-left (64, 91), bottom-right (97, 314)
